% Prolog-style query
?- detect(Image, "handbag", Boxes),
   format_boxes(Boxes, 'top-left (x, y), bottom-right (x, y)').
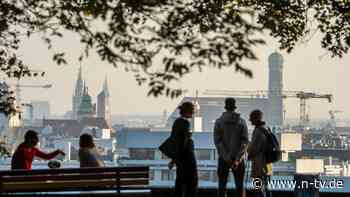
top-left (158, 136), bottom-right (177, 160)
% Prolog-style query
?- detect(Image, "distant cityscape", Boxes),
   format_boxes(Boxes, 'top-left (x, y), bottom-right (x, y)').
top-left (1, 52), bottom-right (350, 191)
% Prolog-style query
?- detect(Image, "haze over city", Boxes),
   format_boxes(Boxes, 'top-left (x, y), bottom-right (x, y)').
top-left (8, 31), bottom-right (350, 120)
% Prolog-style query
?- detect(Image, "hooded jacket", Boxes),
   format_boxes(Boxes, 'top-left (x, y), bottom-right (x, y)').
top-left (214, 111), bottom-right (248, 162)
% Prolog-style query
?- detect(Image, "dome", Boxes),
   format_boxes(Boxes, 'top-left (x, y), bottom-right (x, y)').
top-left (268, 51), bottom-right (284, 67)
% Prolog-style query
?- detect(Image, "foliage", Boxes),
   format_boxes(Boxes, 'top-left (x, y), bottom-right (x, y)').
top-left (0, 82), bottom-right (17, 116)
top-left (0, 141), bottom-right (10, 158)
top-left (0, 0), bottom-right (349, 98)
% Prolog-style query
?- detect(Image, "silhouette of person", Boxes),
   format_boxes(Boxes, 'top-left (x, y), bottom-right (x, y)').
top-left (214, 98), bottom-right (248, 197)
top-left (169, 102), bottom-right (198, 197)
top-left (247, 110), bottom-right (269, 197)
top-left (11, 130), bottom-right (65, 170)
top-left (79, 133), bottom-right (105, 167)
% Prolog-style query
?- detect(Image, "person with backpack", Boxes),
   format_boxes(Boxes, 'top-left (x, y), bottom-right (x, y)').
top-left (248, 109), bottom-right (281, 197)
top-left (214, 98), bottom-right (248, 197)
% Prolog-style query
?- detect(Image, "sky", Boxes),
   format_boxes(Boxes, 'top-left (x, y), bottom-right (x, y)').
top-left (6, 29), bottom-right (350, 120)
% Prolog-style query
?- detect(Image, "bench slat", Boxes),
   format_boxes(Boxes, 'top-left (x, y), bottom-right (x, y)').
top-left (0, 166), bottom-right (149, 176)
top-left (2, 179), bottom-right (149, 192)
top-left (0, 166), bottom-right (150, 194)
top-left (1, 172), bottom-right (148, 182)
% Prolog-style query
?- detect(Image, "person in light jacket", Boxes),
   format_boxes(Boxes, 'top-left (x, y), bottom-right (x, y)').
top-left (247, 109), bottom-right (268, 197)
top-left (214, 98), bottom-right (248, 197)
top-left (79, 133), bottom-right (104, 168)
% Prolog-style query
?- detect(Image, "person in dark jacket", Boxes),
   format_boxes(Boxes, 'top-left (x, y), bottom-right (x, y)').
top-left (247, 110), bottom-right (268, 197)
top-left (214, 98), bottom-right (248, 197)
top-left (169, 102), bottom-right (197, 197)
top-left (11, 130), bottom-right (65, 170)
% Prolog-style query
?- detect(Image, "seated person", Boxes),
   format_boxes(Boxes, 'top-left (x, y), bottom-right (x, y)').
top-left (79, 133), bottom-right (104, 167)
top-left (11, 130), bottom-right (65, 170)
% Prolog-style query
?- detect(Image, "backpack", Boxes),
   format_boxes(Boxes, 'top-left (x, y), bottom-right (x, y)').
top-left (262, 127), bottom-right (282, 163)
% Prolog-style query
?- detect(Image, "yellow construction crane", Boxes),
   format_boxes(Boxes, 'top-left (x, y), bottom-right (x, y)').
top-left (282, 91), bottom-right (332, 126)
top-left (203, 89), bottom-right (332, 126)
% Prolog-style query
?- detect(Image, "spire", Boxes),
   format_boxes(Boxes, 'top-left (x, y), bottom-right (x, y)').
top-left (103, 76), bottom-right (110, 96)
top-left (194, 90), bottom-right (200, 117)
top-left (74, 65), bottom-right (84, 97)
top-left (83, 80), bottom-right (88, 96)
top-left (78, 64), bottom-right (82, 81)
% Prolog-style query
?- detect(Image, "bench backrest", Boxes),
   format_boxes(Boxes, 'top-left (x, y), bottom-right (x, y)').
top-left (0, 166), bottom-right (149, 193)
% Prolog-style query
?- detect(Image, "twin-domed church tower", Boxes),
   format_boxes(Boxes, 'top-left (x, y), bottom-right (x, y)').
top-left (72, 66), bottom-right (111, 126)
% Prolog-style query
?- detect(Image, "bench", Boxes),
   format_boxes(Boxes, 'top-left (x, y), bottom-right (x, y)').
top-left (0, 166), bottom-right (149, 196)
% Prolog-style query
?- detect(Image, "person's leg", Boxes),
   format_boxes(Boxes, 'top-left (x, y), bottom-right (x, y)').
top-left (233, 162), bottom-right (246, 197)
top-left (175, 162), bottom-right (184, 197)
top-left (184, 153), bottom-right (198, 197)
top-left (251, 190), bottom-right (265, 197)
top-left (217, 157), bottom-right (230, 197)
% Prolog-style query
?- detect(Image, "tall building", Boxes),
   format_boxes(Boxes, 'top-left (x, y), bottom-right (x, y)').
top-left (97, 77), bottom-right (111, 127)
top-left (72, 66), bottom-right (84, 119)
top-left (268, 52), bottom-right (284, 127)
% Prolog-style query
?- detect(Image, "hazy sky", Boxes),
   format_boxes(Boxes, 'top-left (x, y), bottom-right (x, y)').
top-left (7, 30), bottom-right (350, 120)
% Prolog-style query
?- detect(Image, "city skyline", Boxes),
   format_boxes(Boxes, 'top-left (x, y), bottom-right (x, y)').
top-left (6, 31), bottom-right (350, 120)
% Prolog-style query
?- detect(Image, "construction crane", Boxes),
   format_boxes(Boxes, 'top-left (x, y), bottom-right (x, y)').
top-left (11, 81), bottom-right (52, 105)
top-left (203, 89), bottom-right (269, 98)
top-left (203, 89), bottom-right (332, 126)
top-left (282, 91), bottom-right (332, 126)
top-left (6, 82), bottom-right (52, 121)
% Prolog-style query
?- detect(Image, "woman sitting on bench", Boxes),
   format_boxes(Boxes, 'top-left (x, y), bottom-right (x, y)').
top-left (11, 130), bottom-right (65, 170)
top-left (79, 133), bottom-right (105, 167)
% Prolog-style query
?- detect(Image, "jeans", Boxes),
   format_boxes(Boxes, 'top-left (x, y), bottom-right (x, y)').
top-left (175, 151), bottom-right (198, 197)
top-left (217, 157), bottom-right (246, 197)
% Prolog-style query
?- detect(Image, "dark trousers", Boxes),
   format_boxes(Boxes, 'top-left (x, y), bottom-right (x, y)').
top-left (217, 157), bottom-right (246, 197)
top-left (175, 152), bottom-right (198, 197)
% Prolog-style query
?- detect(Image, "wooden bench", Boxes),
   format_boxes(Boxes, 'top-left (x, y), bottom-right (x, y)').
top-left (0, 166), bottom-right (149, 196)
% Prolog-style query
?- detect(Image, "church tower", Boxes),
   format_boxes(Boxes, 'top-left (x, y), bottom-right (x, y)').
top-left (97, 77), bottom-right (112, 127)
top-left (72, 66), bottom-right (84, 119)
top-left (77, 82), bottom-right (95, 120)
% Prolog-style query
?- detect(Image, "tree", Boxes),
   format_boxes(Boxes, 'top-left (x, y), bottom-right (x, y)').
top-left (0, 141), bottom-right (10, 158)
top-left (0, 0), bottom-right (349, 99)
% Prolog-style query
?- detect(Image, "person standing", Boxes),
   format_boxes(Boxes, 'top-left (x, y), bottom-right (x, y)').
top-left (11, 130), bottom-right (65, 170)
top-left (214, 98), bottom-right (248, 197)
top-left (169, 102), bottom-right (198, 197)
top-left (247, 110), bottom-right (269, 197)
top-left (79, 133), bottom-right (105, 168)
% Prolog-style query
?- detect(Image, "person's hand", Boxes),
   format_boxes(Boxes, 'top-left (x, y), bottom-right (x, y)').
top-left (57, 149), bottom-right (65, 156)
top-left (231, 160), bottom-right (240, 170)
top-left (226, 159), bottom-right (234, 167)
top-left (168, 159), bottom-right (175, 170)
